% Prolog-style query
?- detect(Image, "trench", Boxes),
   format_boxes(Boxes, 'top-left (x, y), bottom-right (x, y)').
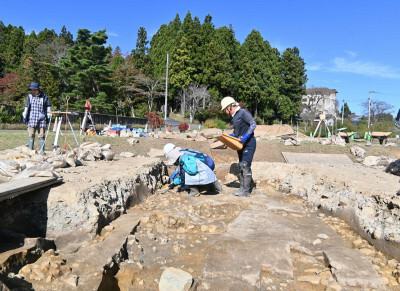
top-left (0, 160), bottom-right (168, 290)
top-left (2, 160), bottom-right (400, 290)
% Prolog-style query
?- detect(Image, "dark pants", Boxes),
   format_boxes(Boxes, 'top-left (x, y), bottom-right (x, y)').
top-left (237, 136), bottom-right (256, 167)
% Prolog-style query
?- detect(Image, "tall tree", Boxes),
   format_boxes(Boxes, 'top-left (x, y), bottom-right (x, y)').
top-left (279, 47), bottom-right (307, 121)
top-left (59, 29), bottom-right (114, 111)
top-left (202, 25), bottom-right (238, 99)
top-left (340, 102), bottom-right (352, 118)
top-left (149, 13), bottom-right (181, 77)
top-left (59, 25), bottom-right (74, 46)
top-left (236, 30), bottom-right (280, 121)
top-left (37, 28), bottom-right (57, 44)
top-left (131, 27), bottom-right (150, 74)
top-left (361, 99), bottom-right (394, 123)
top-left (4, 25), bottom-right (25, 71)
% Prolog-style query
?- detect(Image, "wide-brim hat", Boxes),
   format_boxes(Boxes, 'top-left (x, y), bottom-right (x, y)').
top-left (28, 82), bottom-right (40, 90)
top-left (166, 147), bottom-right (183, 165)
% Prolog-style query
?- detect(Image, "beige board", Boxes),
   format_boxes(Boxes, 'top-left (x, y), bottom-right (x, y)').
top-left (0, 177), bottom-right (62, 201)
top-left (216, 134), bottom-right (243, 151)
top-left (371, 132), bottom-right (392, 137)
top-left (282, 152), bottom-right (353, 165)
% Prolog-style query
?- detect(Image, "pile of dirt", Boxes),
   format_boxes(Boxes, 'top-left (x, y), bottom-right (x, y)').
top-left (254, 124), bottom-right (295, 138)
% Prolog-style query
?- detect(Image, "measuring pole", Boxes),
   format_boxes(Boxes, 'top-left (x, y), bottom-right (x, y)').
top-left (368, 91), bottom-right (372, 129)
top-left (341, 100), bottom-right (344, 124)
top-left (164, 53), bottom-right (169, 121)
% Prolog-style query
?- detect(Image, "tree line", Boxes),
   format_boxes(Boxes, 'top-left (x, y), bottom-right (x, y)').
top-left (0, 12), bottom-right (308, 124)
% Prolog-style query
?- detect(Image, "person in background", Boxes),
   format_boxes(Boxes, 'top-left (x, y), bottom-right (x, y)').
top-left (163, 143), bottom-right (222, 197)
top-left (396, 108), bottom-right (400, 128)
top-left (221, 96), bottom-right (257, 197)
top-left (22, 82), bottom-right (51, 154)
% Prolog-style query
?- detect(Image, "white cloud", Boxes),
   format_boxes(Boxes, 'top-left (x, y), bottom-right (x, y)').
top-left (344, 50), bottom-right (357, 57)
top-left (108, 32), bottom-right (119, 37)
top-left (306, 63), bottom-right (323, 71)
top-left (331, 57), bottom-right (400, 79)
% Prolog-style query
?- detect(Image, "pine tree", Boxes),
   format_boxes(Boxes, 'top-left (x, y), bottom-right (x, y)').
top-left (59, 29), bottom-right (114, 112)
top-left (131, 27), bottom-right (150, 74)
top-left (279, 47), bottom-right (307, 121)
top-left (59, 25), bottom-right (74, 46)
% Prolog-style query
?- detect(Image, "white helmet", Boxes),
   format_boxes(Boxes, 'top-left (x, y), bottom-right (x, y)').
top-left (221, 96), bottom-right (237, 111)
top-left (163, 143), bottom-right (176, 157)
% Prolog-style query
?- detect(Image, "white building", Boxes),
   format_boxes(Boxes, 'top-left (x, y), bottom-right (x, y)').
top-left (301, 87), bottom-right (338, 125)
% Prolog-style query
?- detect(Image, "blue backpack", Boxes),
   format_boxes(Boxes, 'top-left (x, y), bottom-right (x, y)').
top-left (179, 149), bottom-right (215, 170)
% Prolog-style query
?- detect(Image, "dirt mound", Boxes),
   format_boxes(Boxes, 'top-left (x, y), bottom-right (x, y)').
top-left (200, 128), bottom-right (223, 137)
top-left (254, 124), bottom-right (294, 138)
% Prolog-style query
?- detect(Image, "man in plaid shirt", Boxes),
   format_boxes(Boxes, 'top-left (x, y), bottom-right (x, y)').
top-left (22, 82), bottom-right (51, 154)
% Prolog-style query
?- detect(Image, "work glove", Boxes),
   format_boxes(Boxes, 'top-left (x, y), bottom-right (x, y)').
top-left (168, 183), bottom-right (176, 190)
top-left (228, 133), bottom-right (235, 137)
top-left (239, 132), bottom-right (251, 144)
top-left (47, 113), bottom-right (52, 120)
top-left (22, 118), bottom-right (26, 124)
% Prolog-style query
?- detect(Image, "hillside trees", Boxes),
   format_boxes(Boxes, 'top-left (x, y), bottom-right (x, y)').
top-left (0, 14), bottom-right (309, 124)
top-left (59, 29), bottom-right (114, 112)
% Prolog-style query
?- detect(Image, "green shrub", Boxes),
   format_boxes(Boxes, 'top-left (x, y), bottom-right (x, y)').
top-left (205, 118), bottom-right (227, 130)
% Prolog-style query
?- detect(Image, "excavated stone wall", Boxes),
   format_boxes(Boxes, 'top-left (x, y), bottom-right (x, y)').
top-left (251, 162), bottom-right (400, 260)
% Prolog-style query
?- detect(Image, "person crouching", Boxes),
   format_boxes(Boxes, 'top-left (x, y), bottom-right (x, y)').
top-left (163, 143), bottom-right (222, 197)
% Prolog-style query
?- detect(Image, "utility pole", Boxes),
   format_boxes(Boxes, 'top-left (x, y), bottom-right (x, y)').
top-left (164, 53), bottom-right (169, 121)
top-left (341, 99), bottom-right (345, 124)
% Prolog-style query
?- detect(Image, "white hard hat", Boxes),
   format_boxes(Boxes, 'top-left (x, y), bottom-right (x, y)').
top-left (221, 96), bottom-right (237, 111)
top-left (163, 143), bottom-right (176, 157)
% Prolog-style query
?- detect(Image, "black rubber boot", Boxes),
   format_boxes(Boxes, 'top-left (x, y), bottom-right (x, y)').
top-left (234, 166), bottom-right (252, 197)
top-left (185, 186), bottom-right (200, 197)
top-left (232, 172), bottom-right (243, 195)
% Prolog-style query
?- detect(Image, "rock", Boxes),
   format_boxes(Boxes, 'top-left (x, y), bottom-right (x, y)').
top-left (350, 146), bottom-right (365, 158)
top-left (359, 248), bottom-right (374, 256)
top-left (312, 239), bottom-right (321, 245)
top-left (210, 140), bottom-right (226, 149)
top-left (120, 152), bottom-right (135, 158)
top-left (159, 267), bottom-right (193, 291)
top-left (127, 138), bottom-right (139, 145)
top-left (386, 159), bottom-right (400, 176)
top-left (297, 275), bottom-right (321, 284)
top-left (63, 275), bottom-right (79, 287)
top-left (317, 233), bottom-right (329, 240)
top-left (147, 148), bottom-right (164, 157)
top-left (385, 143), bottom-right (397, 147)
top-left (363, 155), bottom-right (394, 167)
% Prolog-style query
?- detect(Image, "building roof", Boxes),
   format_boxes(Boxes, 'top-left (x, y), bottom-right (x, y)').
top-left (306, 87), bottom-right (338, 95)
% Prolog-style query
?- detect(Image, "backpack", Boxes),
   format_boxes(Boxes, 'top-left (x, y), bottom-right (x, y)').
top-left (179, 149), bottom-right (215, 170)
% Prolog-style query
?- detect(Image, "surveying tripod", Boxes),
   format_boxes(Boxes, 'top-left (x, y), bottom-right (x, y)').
top-left (312, 114), bottom-right (331, 138)
top-left (80, 100), bottom-right (96, 135)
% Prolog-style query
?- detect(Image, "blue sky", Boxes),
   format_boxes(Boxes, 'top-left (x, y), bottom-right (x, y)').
top-left (2, 0), bottom-right (400, 116)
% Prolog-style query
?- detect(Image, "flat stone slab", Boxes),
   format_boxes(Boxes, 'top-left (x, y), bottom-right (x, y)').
top-left (0, 177), bottom-right (62, 201)
top-left (282, 152), bottom-right (353, 165)
top-left (202, 193), bottom-right (383, 289)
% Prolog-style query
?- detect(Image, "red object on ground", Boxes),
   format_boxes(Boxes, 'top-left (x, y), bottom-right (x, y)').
top-left (168, 125), bottom-right (171, 132)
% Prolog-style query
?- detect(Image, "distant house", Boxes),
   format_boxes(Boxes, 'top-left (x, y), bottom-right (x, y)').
top-left (301, 87), bottom-right (338, 125)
